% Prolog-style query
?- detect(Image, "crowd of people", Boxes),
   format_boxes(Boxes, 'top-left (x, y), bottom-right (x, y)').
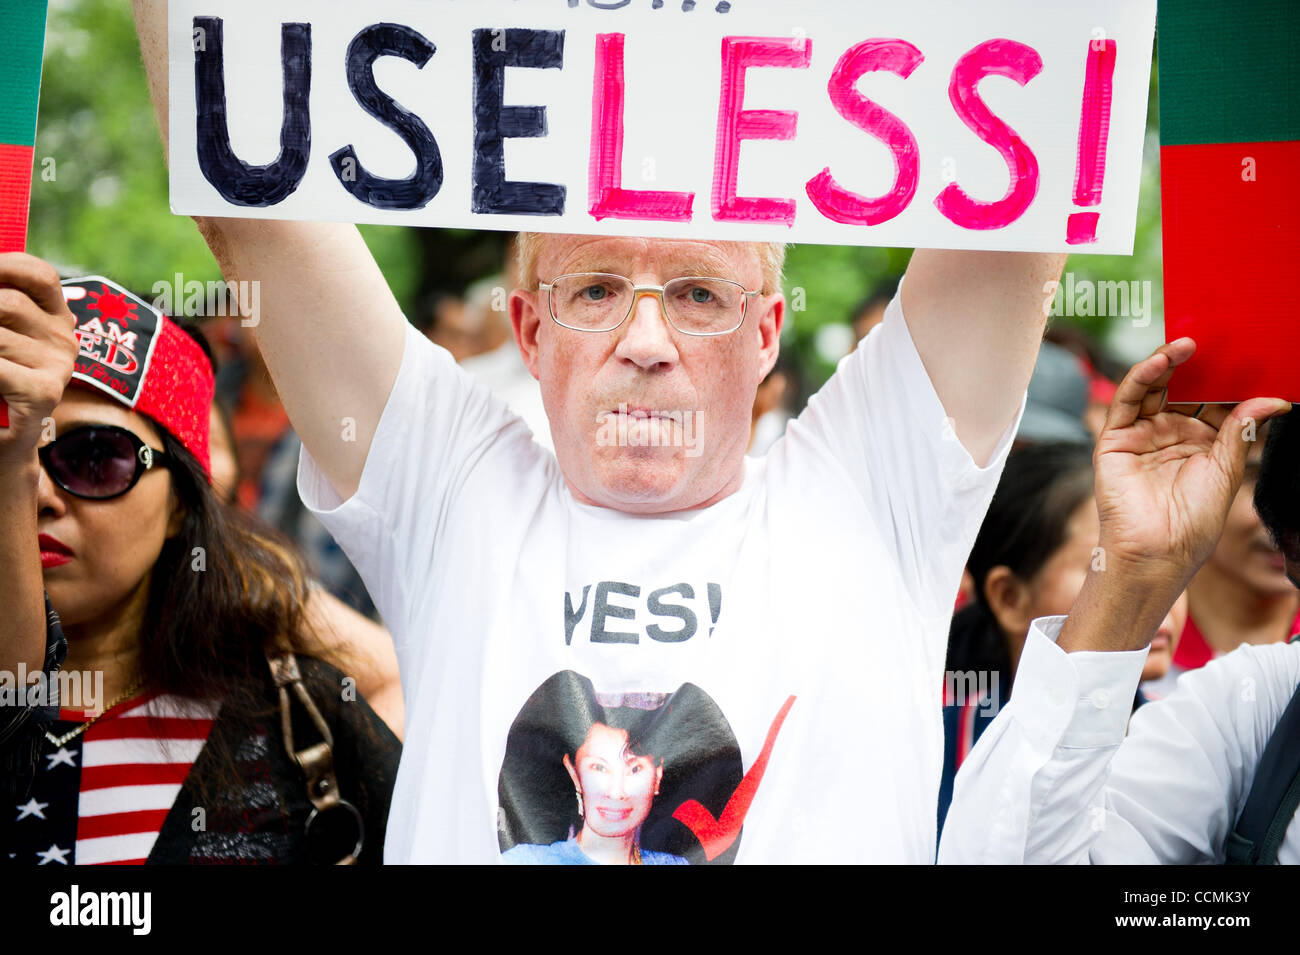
top-left (0, 0), bottom-right (1297, 867)
top-left (5, 239), bottom-right (1295, 866)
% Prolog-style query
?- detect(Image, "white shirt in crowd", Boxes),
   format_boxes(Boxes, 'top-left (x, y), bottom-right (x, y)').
top-left (939, 615), bottom-right (1300, 864)
top-left (298, 295), bottom-right (1020, 864)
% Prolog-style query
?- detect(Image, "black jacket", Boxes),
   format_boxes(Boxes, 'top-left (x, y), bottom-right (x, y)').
top-left (0, 596), bottom-right (68, 806)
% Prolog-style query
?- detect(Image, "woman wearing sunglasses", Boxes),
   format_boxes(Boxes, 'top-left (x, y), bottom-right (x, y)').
top-left (0, 257), bottom-right (399, 865)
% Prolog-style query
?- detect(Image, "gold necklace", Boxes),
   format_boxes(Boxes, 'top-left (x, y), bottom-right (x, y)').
top-left (44, 678), bottom-right (145, 748)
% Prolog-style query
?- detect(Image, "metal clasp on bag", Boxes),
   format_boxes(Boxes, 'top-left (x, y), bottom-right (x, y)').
top-left (268, 652), bottom-right (365, 864)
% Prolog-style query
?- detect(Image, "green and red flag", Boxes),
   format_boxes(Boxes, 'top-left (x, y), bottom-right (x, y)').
top-left (1159, 0), bottom-right (1300, 401)
top-left (0, 0), bottom-right (50, 426)
top-left (0, 0), bottom-right (47, 253)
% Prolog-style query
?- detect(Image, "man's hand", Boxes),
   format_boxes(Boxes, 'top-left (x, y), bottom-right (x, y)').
top-left (0, 254), bottom-right (78, 464)
top-left (1058, 338), bottom-right (1290, 654)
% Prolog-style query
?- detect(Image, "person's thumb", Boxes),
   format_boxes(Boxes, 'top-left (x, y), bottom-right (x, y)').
top-left (1210, 398), bottom-right (1291, 486)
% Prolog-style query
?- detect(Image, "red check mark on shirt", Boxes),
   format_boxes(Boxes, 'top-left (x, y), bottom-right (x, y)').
top-left (672, 695), bottom-right (796, 861)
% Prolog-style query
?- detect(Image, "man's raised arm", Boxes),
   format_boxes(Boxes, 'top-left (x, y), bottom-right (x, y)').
top-left (132, 0), bottom-right (407, 501)
top-left (901, 250), bottom-right (1066, 466)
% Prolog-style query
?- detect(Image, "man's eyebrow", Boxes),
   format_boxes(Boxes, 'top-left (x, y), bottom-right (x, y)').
top-left (557, 258), bottom-right (734, 279)
top-left (669, 261), bottom-right (732, 278)
top-left (555, 260), bottom-right (629, 277)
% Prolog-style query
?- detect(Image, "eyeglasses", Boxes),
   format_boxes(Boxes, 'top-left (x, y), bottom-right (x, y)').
top-left (38, 425), bottom-right (170, 500)
top-left (538, 272), bottom-right (759, 336)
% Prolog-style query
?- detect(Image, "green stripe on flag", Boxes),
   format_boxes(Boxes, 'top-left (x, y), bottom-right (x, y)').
top-left (0, 0), bottom-right (49, 147)
top-left (1158, 0), bottom-right (1300, 146)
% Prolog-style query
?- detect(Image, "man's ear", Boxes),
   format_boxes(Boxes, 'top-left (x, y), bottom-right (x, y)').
top-left (756, 294), bottom-right (785, 382)
top-left (983, 565), bottom-right (1033, 642)
top-left (510, 288), bottom-right (543, 381)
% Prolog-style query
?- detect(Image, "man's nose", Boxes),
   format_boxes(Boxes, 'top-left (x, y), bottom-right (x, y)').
top-left (614, 290), bottom-right (679, 371)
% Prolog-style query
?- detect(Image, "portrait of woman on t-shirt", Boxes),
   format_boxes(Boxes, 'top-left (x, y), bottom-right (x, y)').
top-left (497, 671), bottom-right (743, 865)
top-left (509, 714), bottom-right (683, 865)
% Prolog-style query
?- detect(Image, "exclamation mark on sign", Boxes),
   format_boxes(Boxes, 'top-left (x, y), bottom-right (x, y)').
top-left (708, 583), bottom-right (722, 636)
top-left (1066, 38), bottom-right (1117, 245)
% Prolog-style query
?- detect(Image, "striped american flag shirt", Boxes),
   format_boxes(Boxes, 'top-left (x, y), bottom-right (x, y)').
top-left (8, 692), bottom-right (217, 866)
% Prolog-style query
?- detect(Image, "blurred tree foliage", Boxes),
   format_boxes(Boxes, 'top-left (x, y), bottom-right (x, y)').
top-left (29, 0), bottom-right (1164, 386)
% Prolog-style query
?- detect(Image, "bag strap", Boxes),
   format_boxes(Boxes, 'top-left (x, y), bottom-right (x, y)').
top-left (266, 651), bottom-right (364, 864)
top-left (1225, 647), bottom-right (1300, 865)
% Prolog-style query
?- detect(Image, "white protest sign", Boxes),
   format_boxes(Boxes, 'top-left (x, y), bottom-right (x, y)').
top-left (169, 0), bottom-right (1154, 253)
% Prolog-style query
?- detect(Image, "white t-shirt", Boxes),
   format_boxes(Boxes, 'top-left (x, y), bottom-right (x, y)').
top-left (297, 294), bottom-right (1020, 864)
top-left (457, 338), bottom-right (553, 453)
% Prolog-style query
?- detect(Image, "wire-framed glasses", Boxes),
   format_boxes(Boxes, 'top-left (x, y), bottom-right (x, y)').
top-left (538, 272), bottom-right (759, 336)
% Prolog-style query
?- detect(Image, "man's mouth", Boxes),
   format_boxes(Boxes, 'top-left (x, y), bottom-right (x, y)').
top-left (610, 405), bottom-right (684, 424)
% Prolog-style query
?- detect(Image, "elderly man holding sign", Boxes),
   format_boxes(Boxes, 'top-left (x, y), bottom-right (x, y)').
top-left (129, 0), bottom-right (1157, 863)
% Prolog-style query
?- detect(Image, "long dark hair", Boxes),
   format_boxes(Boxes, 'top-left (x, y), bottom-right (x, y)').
top-left (947, 442), bottom-right (1095, 677)
top-left (137, 423), bottom-right (326, 796)
top-left (141, 426), bottom-right (314, 688)
top-left (1256, 411), bottom-right (1299, 565)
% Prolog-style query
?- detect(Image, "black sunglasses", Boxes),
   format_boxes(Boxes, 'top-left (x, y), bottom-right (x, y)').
top-left (38, 425), bottom-right (171, 501)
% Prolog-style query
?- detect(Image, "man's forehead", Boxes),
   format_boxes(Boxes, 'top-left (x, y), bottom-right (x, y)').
top-left (537, 234), bottom-right (762, 279)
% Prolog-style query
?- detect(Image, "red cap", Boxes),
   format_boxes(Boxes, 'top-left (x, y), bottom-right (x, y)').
top-left (62, 277), bottom-right (214, 477)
